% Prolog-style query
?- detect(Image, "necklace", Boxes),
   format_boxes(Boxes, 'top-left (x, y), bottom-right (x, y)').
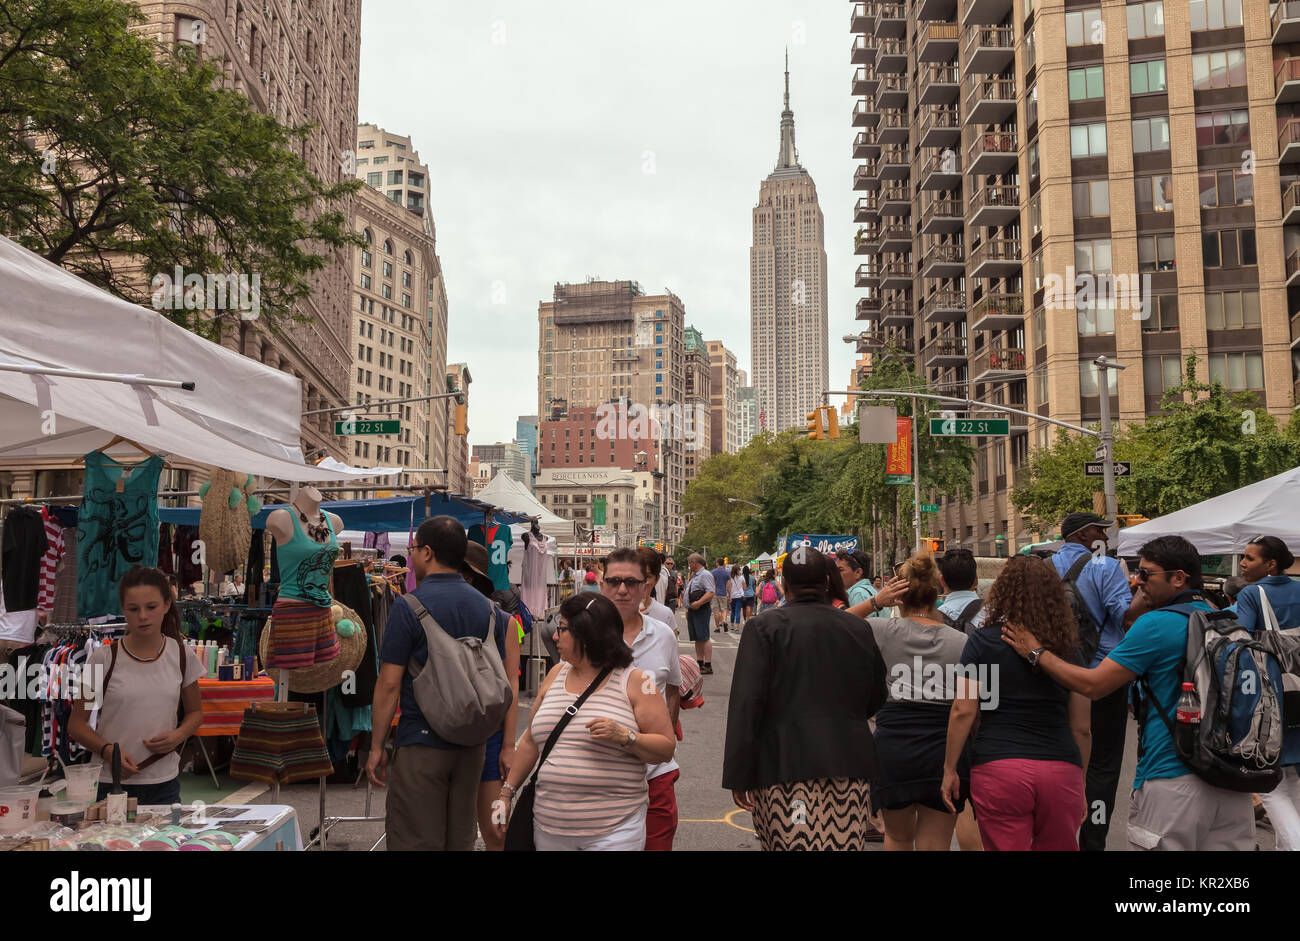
top-left (297, 505), bottom-right (330, 543)
top-left (122, 636), bottom-right (167, 663)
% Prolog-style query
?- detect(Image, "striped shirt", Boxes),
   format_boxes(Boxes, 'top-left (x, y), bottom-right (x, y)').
top-left (532, 663), bottom-right (648, 836)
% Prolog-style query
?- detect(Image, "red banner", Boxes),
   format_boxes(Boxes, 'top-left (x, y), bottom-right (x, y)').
top-left (885, 417), bottom-right (912, 480)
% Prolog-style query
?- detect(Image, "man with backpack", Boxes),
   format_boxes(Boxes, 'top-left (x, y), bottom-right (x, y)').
top-left (369, 516), bottom-right (514, 851)
top-left (1048, 512), bottom-right (1136, 851)
top-left (937, 548), bottom-right (986, 633)
top-left (1003, 536), bottom-right (1257, 850)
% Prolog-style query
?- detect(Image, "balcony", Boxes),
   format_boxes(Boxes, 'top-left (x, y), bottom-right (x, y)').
top-left (855, 295), bottom-right (880, 321)
top-left (970, 292), bottom-right (1024, 331)
top-left (874, 3), bottom-right (906, 39)
top-left (922, 242), bottom-right (966, 279)
top-left (1274, 0), bottom-right (1300, 43)
top-left (919, 105), bottom-right (961, 148)
top-left (854, 129), bottom-right (881, 160)
top-left (962, 0), bottom-right (1013, 28)
top-left (1281, 119), bottom-right (1300, 164)
top-left (972, 345), bottom-right (1027, 383)
top-left (878, 107), bottom-right (909, 145)
top-left (878, 301), bottom-right (914, 328)
top-left (881, 257), bottom-right (914, 291)
top-left (967, 184), bottom-right (1020, 228)
top-left (853, 66), bottom-right (877, 97)
top-left (964, 76), bottom-right (1016, 126)
top-left (1279, 58), bottom-right (1300, 103)
top-left (855, 194), bottom-right (880, 223)
top-left (918, 64), bottom-right (960, 105)
top-left (852, 98), bottom-right (873, 128)
top-left (919, 149), bottom-right (962, 190)
top-left (855, 263), bottom-right (879, 289)
top-left (917, 0), bottom-right (958, 22)
top-left (920, 196), bottom-right (963, 234)
top-left (964, 25), bottom-right (1015, 75)
top-left (923, 335), bottom-right (969, 369)
top-left (855, 227), bottom-right (879, 254)
top-left (850, 1), bottom-right (870, 33)
top-left (921, 288), bottom-right (966, 325)
top-left (968, 238), bottom-right (1021, 279)
top-left (880, 223), bottom-right (912, 254)
top-left (878, 74), bottom-right (909, 110)
top-left (612, 350), bottom-right (639, 363)
top-left (853, 162), bottom-right (880, 191)
top-left (918, 21), bottom-right (960, 63)
top-left (876, 39), bottom-right (907, 74)
top-left (878, 146), bottom-right (911, 182)
top-left (851, 34), bottom-right (873, 65)
top-left (880, 185), bottom-right (912, 217)
top-left (1288, 248), bottom-right (1300, 286)
top-left (967, 131), bottom-right (1018, 176)
top-left (1285, 182), bottom-right (1300, 227)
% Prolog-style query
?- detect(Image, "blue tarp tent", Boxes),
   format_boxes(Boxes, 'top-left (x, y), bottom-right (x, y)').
top-left (157, 494), bottom-right (528, 532)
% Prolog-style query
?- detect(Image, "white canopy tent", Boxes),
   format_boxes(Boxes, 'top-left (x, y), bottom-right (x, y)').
top-left (476, 472), bottom-right (577, 542)
top-left (1116, 466), bottom-right (1300, 557)
top-left (0, 234), bottom-right (382, 481)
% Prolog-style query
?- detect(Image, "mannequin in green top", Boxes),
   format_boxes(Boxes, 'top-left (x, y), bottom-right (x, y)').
top-left (266, 487), bottom-right (343, 607)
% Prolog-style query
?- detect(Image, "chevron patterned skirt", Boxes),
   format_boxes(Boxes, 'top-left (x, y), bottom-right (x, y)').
top-left (751, 777), bottom-right (873, 851)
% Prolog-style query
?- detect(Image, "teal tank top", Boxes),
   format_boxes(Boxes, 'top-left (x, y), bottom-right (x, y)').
top-left (77, 452), bottom-right (163, 618)
top-left (276, 508), bottom-right (339, 608)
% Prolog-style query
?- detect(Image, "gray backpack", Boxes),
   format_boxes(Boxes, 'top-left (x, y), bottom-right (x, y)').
top-left (404, 595), bottom-right (513, 746)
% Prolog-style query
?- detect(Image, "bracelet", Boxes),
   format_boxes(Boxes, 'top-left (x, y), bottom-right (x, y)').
top-left (101, 743), bottom-right (113, 760)
top-left (499, 782), bottom-right (517, 796)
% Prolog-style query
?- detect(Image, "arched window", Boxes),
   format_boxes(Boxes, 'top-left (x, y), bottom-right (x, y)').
top-left (362, 228), bottom-right (372, 244)
top-left (403, 249), bottom-right (412, 265)
top-left (384, 239), bottom-right (393, 255)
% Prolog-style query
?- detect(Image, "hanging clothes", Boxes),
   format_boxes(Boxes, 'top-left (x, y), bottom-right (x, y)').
top-left (3, 506), bottom-right (48, 613)
top-left (520, 532), bottom-right (550, 616)
top-left (198, 468), bottom-right (254, 576)
top-left (243, 529), bottom-right (266, 606)
top-left (37, 508), bottom-right (66, 614)
top-left (76, 452), bottom-right (163, 618)
top-left (50, 527), bottom-right (78, 625)
top-left (156, 522), bottom-right (175, 576)
top-left (332, 562), bottom-right (376, 708)
top-left (468, 522), bottom-right (513, 592)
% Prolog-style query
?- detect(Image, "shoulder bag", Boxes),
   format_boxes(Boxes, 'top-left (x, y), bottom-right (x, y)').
top-left (504, 665), bottom-right (613, 851)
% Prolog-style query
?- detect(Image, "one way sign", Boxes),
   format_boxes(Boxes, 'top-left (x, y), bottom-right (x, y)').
top-left (1085, 461), bottom-right (1131, 477)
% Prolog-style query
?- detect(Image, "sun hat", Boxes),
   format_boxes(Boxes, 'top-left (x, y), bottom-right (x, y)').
top-left (258, 601), bottom-right (367, 694)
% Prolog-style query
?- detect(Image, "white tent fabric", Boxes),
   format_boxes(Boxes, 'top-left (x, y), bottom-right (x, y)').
top-left (476, 472), bottom-right (576, 541)
top-left (0, 234), bottom-right (375, 481)
top-left (1116, 466), bottom-right (1300, 557)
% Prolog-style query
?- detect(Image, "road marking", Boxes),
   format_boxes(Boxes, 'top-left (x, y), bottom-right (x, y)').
top-left (678, 809), bottom-right (755, 833)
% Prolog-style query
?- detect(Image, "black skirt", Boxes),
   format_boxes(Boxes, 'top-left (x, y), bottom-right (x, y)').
top-left (871, 700), bottom-right (969, 814)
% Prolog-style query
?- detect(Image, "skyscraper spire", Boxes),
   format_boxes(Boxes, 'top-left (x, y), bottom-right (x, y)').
top-left (784, 48), bottom-right (790, 112)
top-left (777, 50), bottom-right (800, 169)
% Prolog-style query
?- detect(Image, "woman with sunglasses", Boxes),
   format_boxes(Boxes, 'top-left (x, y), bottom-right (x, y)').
top-left (495, 593), bottom-right (674, 851)
top-left (1236, 535), bottom-right (1300, 850)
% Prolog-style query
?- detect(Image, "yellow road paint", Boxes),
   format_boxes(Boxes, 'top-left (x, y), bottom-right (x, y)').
top-left (678, 808), bottom-right (755, 833)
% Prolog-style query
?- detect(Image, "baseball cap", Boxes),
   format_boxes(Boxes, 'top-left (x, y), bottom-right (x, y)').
top-left (584, 571), bottom-right (598, 584)
top-left (1061, 512), bottom-right (1113, 540)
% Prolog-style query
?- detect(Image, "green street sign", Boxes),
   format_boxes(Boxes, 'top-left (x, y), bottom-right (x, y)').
top-left (334, 419), bottom-right (400, 435)
top-left (921, 504), bottom-right (940, 512)
top-left (885, 474), bottom-right (913, 485)
top-left (929, 418), bottom-right (1010, 436)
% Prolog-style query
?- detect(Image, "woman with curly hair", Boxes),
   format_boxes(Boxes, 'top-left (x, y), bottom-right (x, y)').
top-left (941, 555), bottom-right (1092, 851)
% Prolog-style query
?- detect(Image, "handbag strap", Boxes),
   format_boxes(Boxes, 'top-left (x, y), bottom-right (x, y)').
top-left (527, 665), bottom-right (613, 789)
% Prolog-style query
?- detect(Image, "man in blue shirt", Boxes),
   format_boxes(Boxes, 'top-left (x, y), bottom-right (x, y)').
top-left (835, 550), bottom-right (877, 609)
top-left (1049, 512), bottom-right (1135, 851)
top-left (711, 559), bottom-right (731, 633)
top-left (936, 547), bottom-right (986, 631)
top-left (1003, 535), bottom-right (1255, 851)
top-left (368, 515), bottom-right (511, 851)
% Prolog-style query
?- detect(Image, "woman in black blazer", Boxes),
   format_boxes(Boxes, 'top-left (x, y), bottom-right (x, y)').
top-left (723, 551), bottom-right (888, 850)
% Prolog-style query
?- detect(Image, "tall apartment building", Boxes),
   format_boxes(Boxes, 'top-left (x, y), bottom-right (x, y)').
top-left (537, 280), bottom-right (687, 545)
top-left (683, 327), bottom-right (714, 483)
top-left (472, 441), bottom-right (528, 486)
top-left (706, 341), bottom-right (740, 454)
top-left (445, 363), bottom-right (472, 496)
top-left (516, 415), bottom-right (539, 490)
top-left (356, 124), bottom-right (432, 222)
top-left (736, 378), bottom-right (760, 448)
top-left (752, 55), bottom-right (830, 434)
top-left (851, 0), bottom-right (1296, 556)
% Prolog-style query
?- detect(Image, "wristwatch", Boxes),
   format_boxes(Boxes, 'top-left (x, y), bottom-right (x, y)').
top-left (1027, 647), bottom-right (1046, 668)
top-left (622, 729), bottom-right (638, 749)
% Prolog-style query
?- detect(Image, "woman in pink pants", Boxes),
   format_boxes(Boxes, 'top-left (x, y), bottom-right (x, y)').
top-left (941, 556), bottom-right (1092, 851)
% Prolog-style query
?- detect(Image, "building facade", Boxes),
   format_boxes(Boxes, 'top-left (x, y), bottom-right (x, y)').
top-left (516, 415), bottom-right (539, 490)
top-left (752, 55), bottom-right (830, 434)
top-left (736, 378), bottom-right (759, 448)
top-left (683, 327), bottom-right (714, 483)
top-left (706, 340), bottom-right (740, 454)
top-left (850, 0), bottom-right (1297, 556)
top-left (445, 363), bottom-right (472, 496)
top-left (472, 441), bottom-right (527, 486)
top-left (534, 467), bottom-right (653, 549)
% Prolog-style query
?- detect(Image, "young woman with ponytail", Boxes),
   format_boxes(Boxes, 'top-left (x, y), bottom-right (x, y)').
top-left (69, 565), bottom-right (207, 804)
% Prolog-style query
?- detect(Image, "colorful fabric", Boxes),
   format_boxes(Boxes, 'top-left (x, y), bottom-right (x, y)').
top-left (267, 598), bottom-right (339, 669)
top-left (468, 523), bottom-right (513, 592)
top-left (196, 677), bottom-right (276, 737)
top-left (276, 509), bottom-right (339, 607)
top-left (77, 452), bottom-right (163, 618)
top-left (229, 706), bottom-right (334, 785)
top-left (37, 508), bottom-right (65, 612)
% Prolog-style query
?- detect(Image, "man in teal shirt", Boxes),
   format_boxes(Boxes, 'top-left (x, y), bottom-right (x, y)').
top-left (1000, 535), bottom-right (1255, 851)
top-left (835, 550), bottom-right (876, 608)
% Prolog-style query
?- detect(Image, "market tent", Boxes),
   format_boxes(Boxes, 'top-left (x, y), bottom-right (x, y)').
top-left (158, 494), bottom-right (527, 531)
top-left (1116, 466), bottom-right (1300, 557)
top-left (0, 234), bottom-right (375, 481)
top-left (476, 472), bottom-right (576, 542)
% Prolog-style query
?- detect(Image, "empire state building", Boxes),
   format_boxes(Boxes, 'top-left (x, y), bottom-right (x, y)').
top-left (750, 54), bottom-right (828, 434)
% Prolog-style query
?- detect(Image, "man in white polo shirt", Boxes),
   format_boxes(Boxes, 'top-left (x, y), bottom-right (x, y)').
top-left (602, 547), bottom-right (682, 851)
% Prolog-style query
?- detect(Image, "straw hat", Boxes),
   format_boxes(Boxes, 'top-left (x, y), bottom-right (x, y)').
top-left (258, 601), bottom-right (368, 694)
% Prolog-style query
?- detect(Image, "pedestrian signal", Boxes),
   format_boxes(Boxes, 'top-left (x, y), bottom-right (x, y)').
top-left (454, 404), bottom-right (468, 436)
top-left (825, 408), bottom-right (840, 440)
top-left (921, 537), bottom-right (945, 554)
top-left (806, 410), bottom-right (822, 440)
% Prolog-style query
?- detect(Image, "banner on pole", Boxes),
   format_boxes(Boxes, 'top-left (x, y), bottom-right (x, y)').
top-left (885, 417), bottom-right (912, 484)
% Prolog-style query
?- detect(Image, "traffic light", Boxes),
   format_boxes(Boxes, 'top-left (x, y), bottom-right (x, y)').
top-left (922, 537), bottom-right (945, 554)
top-left (806, 409), bottom-right (823, 440)
top-left (825, 407), bottom-right (840, 440)
top-left (454, 404), bottom-right (468, 436)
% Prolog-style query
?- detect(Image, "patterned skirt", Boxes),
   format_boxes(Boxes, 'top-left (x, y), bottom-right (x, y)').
top-left (751, 777), bottom-right (873, 851)
top-left (229, 707), bottom-right (334, 785)
top-left (266, 598), bottom-right (339, 669)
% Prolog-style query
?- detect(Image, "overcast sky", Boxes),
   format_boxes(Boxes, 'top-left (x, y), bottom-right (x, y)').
top-left (357, 0), bottom-right (857, 446)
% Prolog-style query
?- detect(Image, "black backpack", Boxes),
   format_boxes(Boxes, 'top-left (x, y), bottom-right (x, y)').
top-left (941, 598), bottom-right (984, 635)
top-left (1057, 552), bottom-right (1103, 664)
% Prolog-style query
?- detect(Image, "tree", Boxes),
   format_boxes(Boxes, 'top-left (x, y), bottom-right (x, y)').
top-left (0, 0), bottom-right (362, 337)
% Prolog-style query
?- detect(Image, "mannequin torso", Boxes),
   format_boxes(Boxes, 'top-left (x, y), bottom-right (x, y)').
top-left (267, 487), bottom-right (344, 547)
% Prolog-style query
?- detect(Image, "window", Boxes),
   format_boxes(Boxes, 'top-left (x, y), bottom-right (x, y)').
top-left (360, 273), bottom-right (371, 290)
top-left (1202, 229), bottom-right (1255, 268)
top-left (1028, 140), bottom-right (1040, 184)
top-left (1205, 290), bottom-right (1261, 329)
top-left (1075, 238), bottom-right (1113, 273)
top-left (1072, 180), bottom-right (1110, 218)
top-left (1080, 361), bottom-right (1119, 396)
top-left (1070, 122), bottom-right (1107, 157)
top-left (1200, 169), bottom-right (1253, 207)
top-left (361, 249), bottom-right (372, 268)
top-left (1135, 173), bottom-right (1175, 212)
top-left (1069, 66), bottom-right (1104, 101)
top-left (1034, 366), bottom-right (1049, 405)
top-left (382, 261), bottom-right (393, 278)
top-left (381, 283), bottom-right (392, 299)
top-left (1137, 234), bottom-right (1176, 272)
top-left (1142, 294), bottom-right (1179, 332)
top-left (1132, 116), bottom-right (1170, 153)
top-left (1130, 59), bottom-right (1167, 95)
top-left (1027, 82), bottom-right (1039, 126)
top-left (387, 170), bottom-right (403, 185)
top-left (1189, 0), bottom-right (1243, 32)
top-left (373, 155), bottom-right (388, 165)
top-left (1127, 1), bottom-right (1165, 38)
top-left (1029, 191), bottom-right (1043, 238)
top-left (1078, 299), bottom-right (1116, 336)
top-left (402, 271), bottom-right (412, 288)
top-left (1192, 50), bottom-right (1246, 90)
top-left (1194, 109), bottom-right (1250, 147)
top-left (402, 293), bottom-right (411, 308)
top-left (366, 172), bottom-right (382, 186)
top-left (1207, 352), bottom-right (1263, 390)
top-left (1031, 250), bottom-right (1044, 291)
top-left (1144, 356), bottom-right (1183, 394)
top-left (1066, 7), bottom-right (1102, 46)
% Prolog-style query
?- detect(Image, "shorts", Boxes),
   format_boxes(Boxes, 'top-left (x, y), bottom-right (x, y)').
top-left (687, 609), bottom-right (712, 643)
top-left (711, 594), bottom-right (728, 615)
top-left (229, 706), bottom-right (334, 785)
top-left (481, 728), bottom-right (505, 782)
top-left (1127, 774), bottom-right (1254, 851)
top-left (267, 598), bottom-right (339, 669)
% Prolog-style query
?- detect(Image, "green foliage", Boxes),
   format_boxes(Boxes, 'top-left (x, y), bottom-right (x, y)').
top-left (0, 0), bottom-right (363, 337)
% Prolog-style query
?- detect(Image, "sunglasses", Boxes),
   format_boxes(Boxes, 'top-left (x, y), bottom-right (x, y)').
top-left (604, 576), bottom-right (645, 589)
top-left (893, 562), bottom-right (906, 577)
top-left (1135, 566), bottom-right (1182, 582)
top-left (555, 623), bottom-right (570, 634)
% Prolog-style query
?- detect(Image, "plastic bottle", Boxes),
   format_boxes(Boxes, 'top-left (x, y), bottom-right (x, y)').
top-left (1175, 681), bottom-right (1201, 756)
top-left (207, 643), bottom-right (218, 679)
